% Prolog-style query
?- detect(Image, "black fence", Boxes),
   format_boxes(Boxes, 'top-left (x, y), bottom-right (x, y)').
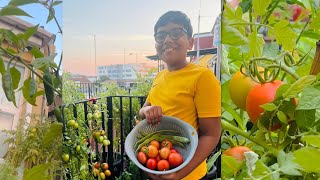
top-left (62, 95), bottom-right (221, 179)
top-left (76, 83), bottom-right (104, 99)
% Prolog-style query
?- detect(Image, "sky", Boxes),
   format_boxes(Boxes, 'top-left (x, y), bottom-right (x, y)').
top-left (0, 0), bottom-right (62, 68)
top-left (63, 0), bottom-right (221, 76)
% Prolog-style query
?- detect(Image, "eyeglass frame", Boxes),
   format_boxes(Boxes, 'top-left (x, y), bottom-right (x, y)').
top-left (154, 28), bottom-right (188, 43)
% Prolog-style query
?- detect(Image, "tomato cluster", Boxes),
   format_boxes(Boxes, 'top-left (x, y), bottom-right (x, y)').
top-left (92, 162), bottom-right (111, 179)
top-left (136, 140), bottom-right (184, 171)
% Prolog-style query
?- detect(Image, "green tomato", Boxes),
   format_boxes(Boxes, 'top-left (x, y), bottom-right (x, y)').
top-left (103, 140), bottom-right (110, 146)
top-left (63, 154), bottom-right (69, 162)
top-left (98, 136), bottom-right (104, 143)
top-left (93, 104), bottom-right (99, 110)
top-left (31, 128), bottom-right (36, 133)
top-left (73, 122), bottom-right (79, 129)
top-left (102, 104), bottom-right (107, 108)
top-left (76, 145), bottom-right (81, 152)
top-left (29, 133), bottom-right (35, 138)
top-left (67, 120), bottom-right (76, 128)
top-left (87, 113), bottom-right (93, 120)
top-left (93, 112), bottom-right (99, 120)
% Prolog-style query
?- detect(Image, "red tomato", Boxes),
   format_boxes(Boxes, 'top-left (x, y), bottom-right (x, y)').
top-left (159, 147), bottom-right (171, 160)
top-left (223, 146), bottom-right (251, 162)
top-left (161, 140), bottom-right (173, 149)
top-left (150, 140), bottom-right (160, 150)
top-left (146, 158), bottom-right (157, 170)
top-left (147, 145), bottom-right (158, 158)
top-left (137, 152), bottom-right (147, 165)
top-left (168, 153), bottom-right (183, 168)
top-left (246, 80), bottom-right (283, 123)
top-left (157, 160), bottom-right (170, 171)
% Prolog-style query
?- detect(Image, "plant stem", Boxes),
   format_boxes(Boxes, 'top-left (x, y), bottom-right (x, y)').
top-left (229, 22), bottom-right (273, 29)
top-left (221, 120), bottom-right (279, 156)
top-left (258, 0), bottom-right (281, 31)
top-left (296, 15), bottom-right (311, 45)
top-left (0, 47), bottom-right (62, 96)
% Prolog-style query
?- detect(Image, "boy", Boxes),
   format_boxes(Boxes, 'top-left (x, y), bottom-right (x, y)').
top-left (139, 11), bottom-right (221, 180)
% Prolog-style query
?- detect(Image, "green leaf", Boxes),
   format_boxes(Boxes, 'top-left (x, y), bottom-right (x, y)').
top-left (277, 151), bottom-right (302, 176)
top-left (10, 67), bottom-right (21, 90)
top-left (294, 147), bottom-right (320, 173)
top-left (302, 135), bottom-right (320, 148)
top-left (222, 102), bottom-right (246, 130)
top-left (222, 155), bottom-right (243, 178)
top-left (296, 87), bottom-right (320, 110)
top-left (46, 10), bottom-right (54, 23)
top-left (222, 23), bottom-right (248, 46)
top-left (260, 103), bottom-right (277, 111)
top-left (9, 0), bottom-right (39, 6)
top-left (21, 77), bottom-right (39, 105)
top-left (283, 75), bottom-right (317, 98)
top-left (274, 20), bottom-right (298, 51)
top-left (207, 150), bottom-right (221, 172)
top-left (239, 0), bottom-right (252, 13)
top-left (277, 110), bottom-right (288, 124)
top-left (23, 163), bottom-right (51, 180)
top-left (0, 57), bottom-right (6, 76)
top-left (30, 46), bottom-right (44, 58)
top-left (275, 84), bottom-right (290, 99)
top-left (252, 0), bottom-right (272, 16)
top-left (263, 42), bottom-right (279, 59)
top-left (41, 122), bottom-right (62, 149)
top-left (0, 29), bottom-right (19, 45)
top-left (296, 109), bottom-right (316, 130)
top-left (301, 30), bottom-right (320, 40)
top-left (310, 12), bottom-right (320, 30)
top-left (52, 1), bottom-right (62, 6)
top-left (22, 25), bottom-right (39, 41)
top-left (0, 5), bottom-right (32, 17)
top-left (31, 55), bottom-right (55, 70)
top-left (2, 69), bottom-right (16, 106)
top-left (251, 160), bottom-right (273, 179)
top-left (248, 30), bottom-right (265, 58)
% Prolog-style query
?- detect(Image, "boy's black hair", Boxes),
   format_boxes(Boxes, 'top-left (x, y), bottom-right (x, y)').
top-left (154, 11), bottom-right (193, 38)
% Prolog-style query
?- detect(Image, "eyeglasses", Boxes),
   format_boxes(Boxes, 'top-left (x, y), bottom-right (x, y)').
top-left (154, 28), bottom-right (187, 43)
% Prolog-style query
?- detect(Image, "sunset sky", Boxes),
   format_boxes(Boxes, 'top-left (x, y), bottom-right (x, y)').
top-left (63, 0), bottom-right (221, 76)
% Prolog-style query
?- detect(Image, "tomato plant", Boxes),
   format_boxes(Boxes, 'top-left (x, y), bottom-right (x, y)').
top-left (221, 0), bottom-right (320, 179)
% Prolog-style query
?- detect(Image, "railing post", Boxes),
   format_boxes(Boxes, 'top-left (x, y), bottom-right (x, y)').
top-left (119, 97), bottom-right (124, 174)
top-left (106, 96), bottom-right (114, 178)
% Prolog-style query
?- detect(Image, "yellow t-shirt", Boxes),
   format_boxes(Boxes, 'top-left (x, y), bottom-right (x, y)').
top-left (146, 63), bottom-right (221, 180)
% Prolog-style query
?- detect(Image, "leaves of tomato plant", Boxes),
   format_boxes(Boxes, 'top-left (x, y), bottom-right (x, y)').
top-left (296, 86), bottom-right (320, 110)
top-left (223, 102), bottom-right (246, 130)
top-left (23, 163), bottom-right (51, 180)
top-left (248, 30), bottom-right (265, 58)
top-left (302, 135), bottom-right (320, 148)
top-left (260, 103), bottom-right (277, 111)
top-left (283, 75), bottom-right (316, 98)
top-left (296, 109), bottom-right (316, 130)
top-left (276, 111), bottom-right (288, 124)
top-left (252, 0), bottom-right (272, 16)
top-left (274, 20), bottom-right (298, 51)
top-left (222, 155), bottom-right (243, 178)
top-left (251, 160), bottom-right (273, 180)
top-left (221, 23), bottom-right (248, 46)
top-left (41, 122), bottom-right (63, 149)
top-left (293, 147), bottom-right (320, 173)
top-left (277, 151), bottom-right (302, 176)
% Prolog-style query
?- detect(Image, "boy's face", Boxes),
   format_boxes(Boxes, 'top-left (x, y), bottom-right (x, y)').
top-left (155, 23), bottom-right (194, 66)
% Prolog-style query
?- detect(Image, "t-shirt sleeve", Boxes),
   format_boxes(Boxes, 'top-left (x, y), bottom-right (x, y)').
top-left (194, 69), bottom-right (221, 118)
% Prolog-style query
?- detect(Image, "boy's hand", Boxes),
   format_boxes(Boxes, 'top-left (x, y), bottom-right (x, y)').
top-left (141, 105), bottom-right (163, 125)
